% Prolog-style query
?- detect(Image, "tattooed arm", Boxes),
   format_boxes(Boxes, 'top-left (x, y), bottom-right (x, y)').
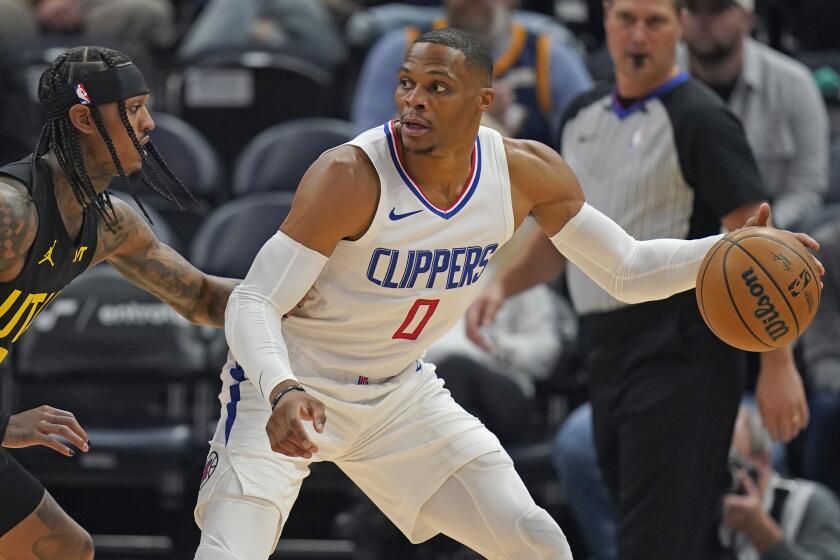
top-left (96, 199), bottom-right (239, 327)
top-left (0, 178), bottom-right (37, 283)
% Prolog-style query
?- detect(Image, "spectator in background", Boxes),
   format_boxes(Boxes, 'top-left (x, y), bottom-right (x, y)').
top-left (0, 0), bottom-right (175, 54)
top-left (680, 0), bottom-right (829, 230)
top-left (177, 0), bottom-right (347, 69)
top-left (801, 219), bottom-right (840, 501)
top-left (720, 405), bottom-right (840, 559)
top-left (352, 0), bottom-right (592, 144)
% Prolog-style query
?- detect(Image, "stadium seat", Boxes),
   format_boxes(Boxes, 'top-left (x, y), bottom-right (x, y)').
top-left (148, 112), bottom-right (226, 204)
top-left (232, 118), bottom-right (356, 196)
top-left (169, 50), bottom-right (334, 167)
top-left (190, 192), bottom-right (294, 279)
top-left (190, 192), bottom-right (294, 366)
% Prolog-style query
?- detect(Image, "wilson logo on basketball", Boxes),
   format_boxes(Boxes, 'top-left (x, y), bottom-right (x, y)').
top-left (741, 267), bottom-right (790, 341)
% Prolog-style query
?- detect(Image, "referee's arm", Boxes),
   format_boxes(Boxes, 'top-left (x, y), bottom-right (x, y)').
top-left (672, 91), bottom-right (808, 444)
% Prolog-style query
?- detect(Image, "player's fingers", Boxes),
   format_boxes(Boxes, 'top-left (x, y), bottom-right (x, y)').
top-left (811, 256), bottom-right (825, 277)
top-left (43, 423), bottom-right (87, 451)
top-left (792, 232), bottom-right (819, 252)
top-left (270, 437), bottom-right (310, 458)
top-left (480, 298), bottom-right (501, 328)
top-left (48, 415), bottom-right (89, 450)
top-left (304, 401), bottom-right (327, 433)
top-left (465, 307), bottom-right (493, 352)
top-left (800, 399), bottom-right (811, 427)
top-left (288, 419), bottom-right (318, 454)
top-left (37, 435), bottom-right (74, 457)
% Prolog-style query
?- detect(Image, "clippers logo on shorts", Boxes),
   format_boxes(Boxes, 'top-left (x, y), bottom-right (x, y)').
top-left (75, 84), bottom-right (91, 105)
top-left (200, 451), bottom-right (219, 489)
top-left (366, 244), bottom-right (498, 290)
top-left (741, 267), bottom-right (789, 341)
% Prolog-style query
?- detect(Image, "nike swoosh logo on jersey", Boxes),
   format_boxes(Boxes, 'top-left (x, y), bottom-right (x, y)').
top-left (389, 208), bottom-right (423, 221)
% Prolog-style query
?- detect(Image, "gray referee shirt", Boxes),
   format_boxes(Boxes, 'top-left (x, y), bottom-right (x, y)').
top-left (678, 39), bottom-right (829, 229)
top-left (559, 72), bottom-right (766, 315)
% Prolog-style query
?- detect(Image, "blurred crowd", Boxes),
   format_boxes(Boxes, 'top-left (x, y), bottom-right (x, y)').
top-left (1, 0), bottom-right (840, 558)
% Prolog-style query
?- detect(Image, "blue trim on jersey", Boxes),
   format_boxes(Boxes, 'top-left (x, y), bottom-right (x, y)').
top-left (383, 121), bottom-right (482, 220)
top-left (224, 364), bottom-right (247, 445)
top-left (611, 71), bottom-right (690, 120)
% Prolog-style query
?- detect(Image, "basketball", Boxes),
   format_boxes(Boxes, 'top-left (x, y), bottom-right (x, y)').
top-left (696, 227), bottom-right (821, 352)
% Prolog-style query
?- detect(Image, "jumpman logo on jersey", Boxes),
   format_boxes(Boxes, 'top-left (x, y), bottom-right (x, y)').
top-left (38, 240), bottom-right (57, 267)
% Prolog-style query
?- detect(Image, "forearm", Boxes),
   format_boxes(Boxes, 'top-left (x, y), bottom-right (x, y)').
top-left (550, 203), bottom-right (721, 304)
top-left (761, 344), bottom-right (796, 370)
top-left (192, 276), bottom-right (240, 328)
top-left (225, 232), bottom-right (326, 402)
top-left (746, 513), bottom-right (784, 555)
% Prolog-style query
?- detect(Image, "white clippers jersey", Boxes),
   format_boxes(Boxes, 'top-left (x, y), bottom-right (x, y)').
top-left (281, 121), bottom-right (515, 381)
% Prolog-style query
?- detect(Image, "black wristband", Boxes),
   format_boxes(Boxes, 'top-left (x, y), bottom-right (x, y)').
top-left (271, 385), bottom-right (305, 411)
top-left (0, 412), bottom-right (10, 444)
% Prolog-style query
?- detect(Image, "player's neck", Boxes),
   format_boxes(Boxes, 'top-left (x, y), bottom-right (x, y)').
top-left (44, 152), bottom-right (90, 237)
top-left (401, 141), bottom-right (476, 205)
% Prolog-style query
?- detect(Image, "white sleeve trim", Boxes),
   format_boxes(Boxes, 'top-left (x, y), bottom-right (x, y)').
top-left (550, 203), bottom-right (723, 304)
top-left (224, 232), bottom-right (328, 402)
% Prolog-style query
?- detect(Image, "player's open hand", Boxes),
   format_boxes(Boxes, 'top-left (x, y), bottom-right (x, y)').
top-left (743, 203), bottom-right (825, 285)
top-left (465, 280), bottom-right (505, 352)
top-left (266, 387), bottom-right (326, 459)
top-left (2, 405), bottom-right (89, 457)
top-left (745, 203), bottom-right (822, 255)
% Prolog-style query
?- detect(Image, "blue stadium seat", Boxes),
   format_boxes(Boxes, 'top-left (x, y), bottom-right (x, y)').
top-left (190, 192), bottom-right (294, 366)
top-left (232, 118), bottom-right (356, 196)
top-left (148, 112), bottom-right (226, 204)
top-left (190, 192), bottom-right (294, 278)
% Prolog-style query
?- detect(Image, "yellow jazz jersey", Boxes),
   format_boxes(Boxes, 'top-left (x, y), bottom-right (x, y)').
top-left (0, 156), bottom-right (98, 363)
top-left (277, 122), bottom-right (515, 382)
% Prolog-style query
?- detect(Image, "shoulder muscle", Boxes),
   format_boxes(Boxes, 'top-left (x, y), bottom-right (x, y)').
top-left (280, 145), bottom-right (380, 256)
top-left (0, 177), bottom-right (37, 273)
top-left (504, 138), bottom-right (583, 235)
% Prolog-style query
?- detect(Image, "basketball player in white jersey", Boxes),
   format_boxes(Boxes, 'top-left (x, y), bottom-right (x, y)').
top-left (193, 28), bottom-right (820, 559)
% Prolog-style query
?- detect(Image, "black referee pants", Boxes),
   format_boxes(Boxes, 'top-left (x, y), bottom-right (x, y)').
top-left (581, 292), bottom-right (745, 560)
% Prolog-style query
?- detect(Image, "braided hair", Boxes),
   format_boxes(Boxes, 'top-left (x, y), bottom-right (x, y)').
top-left (34, 46), bottom-right (193, 231)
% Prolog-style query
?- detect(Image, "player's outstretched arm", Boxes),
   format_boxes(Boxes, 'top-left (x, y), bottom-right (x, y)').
top-left (96, 198), bottom-right (238, 328)
top-left (506, 139), bottom-right (821, 305)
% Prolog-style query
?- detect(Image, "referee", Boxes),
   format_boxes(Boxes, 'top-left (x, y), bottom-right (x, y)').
top-left (467, 0), bottom-right (808, 558)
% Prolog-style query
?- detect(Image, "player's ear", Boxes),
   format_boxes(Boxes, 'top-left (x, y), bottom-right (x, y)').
top-left (68, 104), bottom-right (96, 136)
top-left (479, 87), bottom-right (495, 113)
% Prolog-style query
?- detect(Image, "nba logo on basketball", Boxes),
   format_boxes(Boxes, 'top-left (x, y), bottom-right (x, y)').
top-left (75, 84), bottom-right (91, 105)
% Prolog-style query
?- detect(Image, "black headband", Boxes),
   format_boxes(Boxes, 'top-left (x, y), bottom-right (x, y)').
top-left (43, 62), bottom-right (149, 121)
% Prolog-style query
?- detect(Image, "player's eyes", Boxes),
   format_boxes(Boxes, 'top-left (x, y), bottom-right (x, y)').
top-left (399, 78), bottom-right (413, 89)
top-left (433, 83), bottom-right (447, 93)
